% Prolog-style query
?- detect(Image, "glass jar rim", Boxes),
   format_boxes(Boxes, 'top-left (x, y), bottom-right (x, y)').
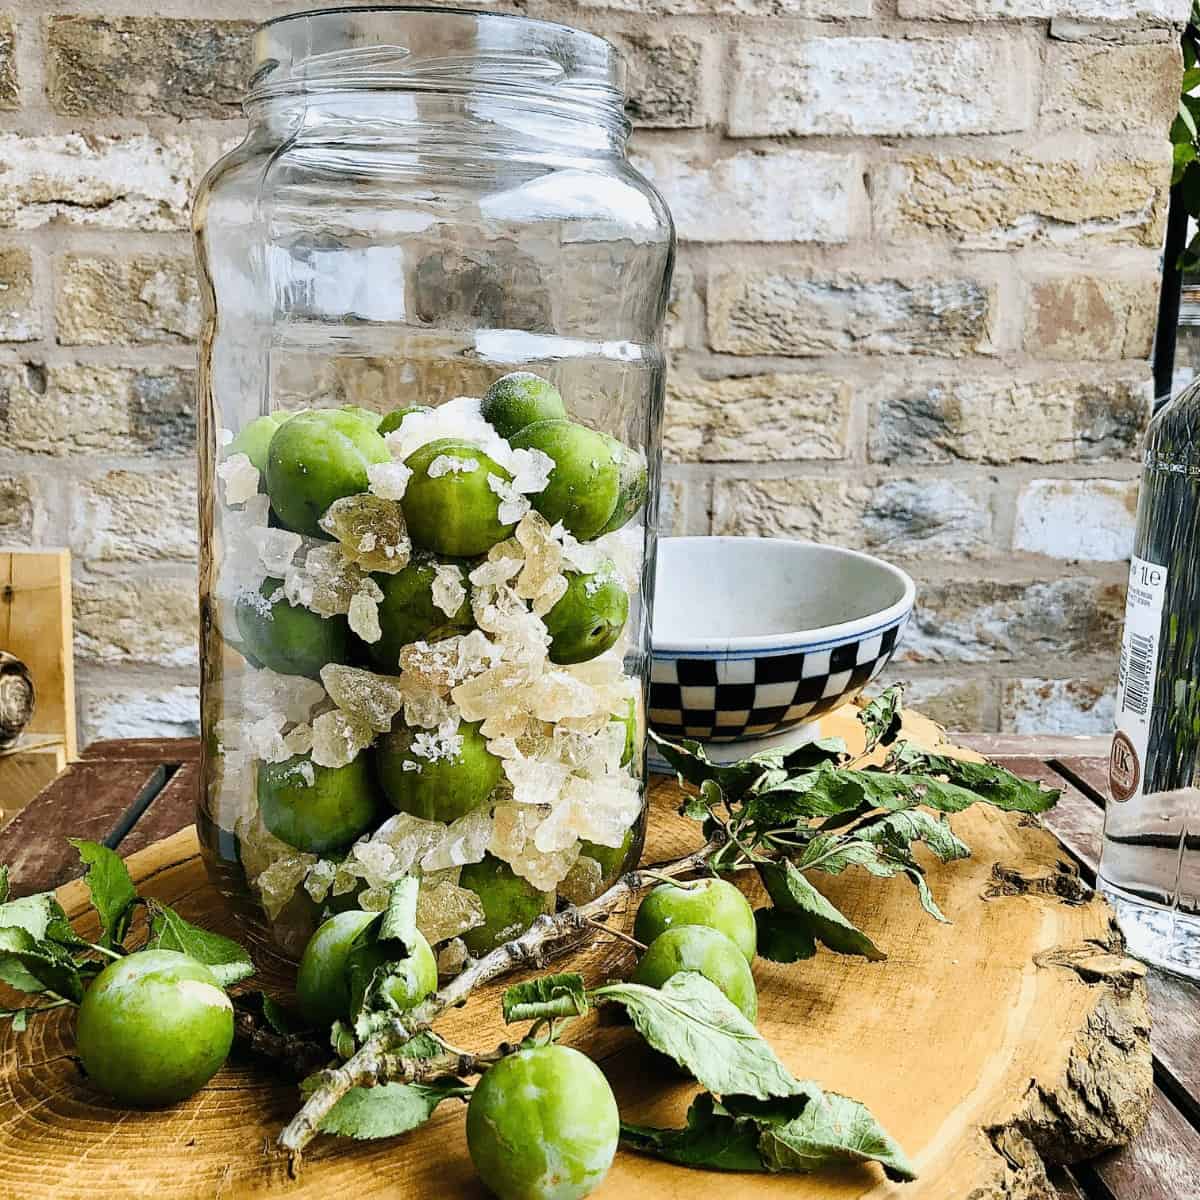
top-left (249, 5), bottom-right (625, 117)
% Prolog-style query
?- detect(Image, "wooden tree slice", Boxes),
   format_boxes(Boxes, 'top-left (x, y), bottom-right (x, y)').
top-left (0, 713), bottom-right (1152, 1199)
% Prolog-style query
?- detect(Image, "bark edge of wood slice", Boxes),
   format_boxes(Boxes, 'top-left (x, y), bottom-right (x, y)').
top-left (0, 711), bottom-right (1154, 1200)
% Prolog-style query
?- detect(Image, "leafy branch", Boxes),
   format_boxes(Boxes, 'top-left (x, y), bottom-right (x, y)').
top-left (1170, 4), bottom-right (1200, 270)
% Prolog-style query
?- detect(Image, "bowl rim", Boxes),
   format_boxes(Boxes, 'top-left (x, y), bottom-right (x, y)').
top-left (651, 536), bottom-right (917, 655)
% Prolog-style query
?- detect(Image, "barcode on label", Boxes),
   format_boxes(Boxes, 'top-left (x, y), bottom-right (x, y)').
top-left (1122, 631), bottom-right (1155, 717)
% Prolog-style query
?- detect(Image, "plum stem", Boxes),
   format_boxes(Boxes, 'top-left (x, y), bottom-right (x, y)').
top-left (277, 833), bottom-right (725, 1164)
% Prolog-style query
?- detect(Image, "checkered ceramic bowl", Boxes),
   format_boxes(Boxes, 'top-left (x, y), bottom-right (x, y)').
top-left (649, 537), bottom-right (916, 743)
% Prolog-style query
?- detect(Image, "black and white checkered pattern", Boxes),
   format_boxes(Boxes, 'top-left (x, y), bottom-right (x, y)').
top-left (649, 620), bottom-right (904, 743)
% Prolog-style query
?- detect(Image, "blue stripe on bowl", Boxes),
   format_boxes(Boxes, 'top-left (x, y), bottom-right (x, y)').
top-left (652, 613), bottom-right (910, 660)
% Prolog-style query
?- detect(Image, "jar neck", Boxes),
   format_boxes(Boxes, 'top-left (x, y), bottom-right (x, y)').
top-left (247, 89), bottom-right (628, 157)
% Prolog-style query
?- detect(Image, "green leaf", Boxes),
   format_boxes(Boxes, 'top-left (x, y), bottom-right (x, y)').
top-left (621, 1093), bottom-right (767, 1171)
top-left (857, 687), bottom-right (904, 752)
top-left (1184, 66), bottom-right (1200, 93)
top-left (0, 926), bottom-right (84, 1001)
top-left (780, 737), bottom-right (848, 772)
top-left (1175, 141), bottom-right (1197, 185)
top-left (0, 891), bottom-right (78, 946)
top-left (887, 744), bottom-right (1058, 813)
top-left (502, 972), bottom-right (589, 1023)
top-left (301, 1077), bottom-right (470, 1140)
top-left (10, 1008), bottom-right (27, 1033)
top-left (756, 859), bottom-right (885, 961)
top-left (754, 908), bottom-right (816, 963)
top-left (623, 1090), bottom-right (915, 1182)
top-left (378, 877), bottom-right (419, 954)
top-left (857, 809), bottom-right (970, 864)
top-left (261, 994), bottom-right (295, 1035)
top-left (650, 732), bottom-right (784, 800)
top-left (0, 865), bottom-right (9, 904)
top-left (331, 1020), bottom-right (357, 1060)
top-left (593, 972), bottom-right (800, 1100)
top-left (727, 1090), bottom-right (916, 1182)
top-left (69, 839), bottom-right (138, 948)
top-left (149, 903), bottom-right (254, 987)
top-left (680, 778), bottom-right (723, 822)
top-left (1180, 97), bottom-right (1198, 140)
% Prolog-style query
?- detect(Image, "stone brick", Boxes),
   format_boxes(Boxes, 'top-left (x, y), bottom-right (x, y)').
top-left (577, 0), bottom-right (871, 14)
top-left (0, 363), bottom-right (195, 457)
top-left (875, 150), bottom-right (1169, 250)
top-left (74, 576), bottom-right (198, 668)
top-left (666, 262), bottom-right (697, 351)
top-left (630, 148), bottom-right (859, 244)
top-left (0, 246), bottom-right (38, 342)
top-left (665, 373), bottom-right (850, 462)
top-left (870, 370), bottom-right (1150, 464)
top-left (878, 673), bottom-right (991, 729)
top-left (899, 0), bottom-right (1188, 20)
top-left (729, 36), bottom-right (1032, 138)
top-left (0, 16), bottom-right (16, 111)
top-left (615, 33), bottom-right (705, 129)
top-left (708, 269), bottom-right (993, 356)
top-left (79, 684), bottom-right (200, 743)
top-left (0, 475), bottom-right (37, 544)
top-left (46, 17), bottom-right (253, 119)
top-left (658, 477), bottom-right (689, 536)
top-left (1000, 678), bottom-right (1116, 735)
top-left (1023, 274), bottom-right (1158, 361)
top-left (1041, 42), bottom-right (1180, 135)
top-left (712, 476), bottom-right (993, 559)
top-left (897, 577), bottom-right (1125, 665)
top-left (0, 134), bottom-right (197, 231)
top-left (1013, 478), bottom-right (1137, 561)
top-left (70, 470), bottom-right (197, 563)
top-left (57, 255), bottom-right (201, 346)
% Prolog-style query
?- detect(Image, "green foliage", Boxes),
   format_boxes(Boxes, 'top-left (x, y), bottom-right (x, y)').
top-left (657, 688), bottom-right (1059, 963)
top-left (302, 1074), bottom-right (470, 1140)
top-left (68, 840), bottom-right (138, 948)
top-left (149, 903), bottom-right (255, 987)
top-left (622, 1088), bottom-right (916, 1182)
top-left (502, 973), bottom-right (589, 1023)
top-left (1172, 7), bottom-right (1200, 269)
top-left (593, 972), bottom-right (799, 1100)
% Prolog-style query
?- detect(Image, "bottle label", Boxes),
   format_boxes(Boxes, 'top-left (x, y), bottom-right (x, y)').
top-left (1110, 555), bottom-right (1169, 803)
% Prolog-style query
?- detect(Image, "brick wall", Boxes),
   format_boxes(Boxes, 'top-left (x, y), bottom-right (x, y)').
top-left (0, 1), bottom-right (1184, 741)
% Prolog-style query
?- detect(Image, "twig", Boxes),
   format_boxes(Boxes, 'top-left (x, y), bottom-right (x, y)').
top-left (277, 834), bottom-right (723, 1161)
top-left (582, 917), bottom-right (646, 952)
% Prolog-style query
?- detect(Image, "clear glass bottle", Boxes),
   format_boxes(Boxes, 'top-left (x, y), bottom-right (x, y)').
top-left (191, 8), bottom-right (673, 959)
top-left (1101, 379), bottom-right (1200, 979)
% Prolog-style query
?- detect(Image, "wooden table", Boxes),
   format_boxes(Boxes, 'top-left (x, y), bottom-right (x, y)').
top-left (1, 733), bottom-right (1197, 1200)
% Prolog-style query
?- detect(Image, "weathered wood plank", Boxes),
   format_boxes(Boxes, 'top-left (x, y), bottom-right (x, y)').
top-left (1056, 756), bottom-right (1113, 806)
top-left (993, 757), bottom-right (1105, 874)
top-left (0, 760), bottom-right (166, 895)
top-left (1078, 1091), bottom-right (1200, 1200)
top-left (959, 734), bottom-right (1111, 758)
top-left (80, 737), bottom-right (200, 763)
top-left (118, 761), bottom-right (200, 857)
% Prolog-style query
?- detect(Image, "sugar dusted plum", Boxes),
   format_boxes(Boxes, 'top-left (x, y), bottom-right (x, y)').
top-left (402, 439), bottom-right (516, 557)
top-left (375, 718), bottom-right (503, 823)
top-left (458, 853), bottom-right (554, 957)
top-left (543, 564), bottom-right (628, 665)
top-left (235, 577), bottom-right (351, 679)
top-left (258, 752), bottom-right (381, 854)
top-left (378, 404), bottom-right (433, 436)
top-left (367, 559), bottom-right (473, 672)
top-left (633, 878), bottom-right (757, 963)
top-left (266, 409), bottom-right (391, 537)
top-left (480, 372), bottom-right (567, 439)
top-left (509, 420), bottom-right (621, 541)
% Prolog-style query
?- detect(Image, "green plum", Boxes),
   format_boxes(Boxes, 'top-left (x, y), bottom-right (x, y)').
top-left (235, 577), bottom-right (350, 679)
top-left (346, 928), bottom-right (437, 1016)
top-left (459, 854), bottom-right (554, 957)
top-left (509, 420), bottom-right (620, 541)
top-left (377, 404), bottom-right (433, 436)
top-left (543, 565), bottom-right (628, 665)
top-left (402, 439), bottom-right (516, 557)
top-left (375, 719), bottom-right (502, 822)
top-left (225, 412), bottom-right (290, 475)
top-left (265, 408), bottom-right (391, 537)
top-left (633, 878), bottom-right (757, 963)
top-left (579, 825), bottom-right (636, 892)
top-left (632, 926), bottom-right (757, 1021)
top-left (75, 950), bottom-right (234, 1108)
top-left (466, 1044), bottom-right (619, 1200)
top-left (340, 405), bottom-right (383, 428)
top-left (480, 372), bottom-right (567, 440)
top-left (297, 910), bottom-right (438, 1027)
top-left (598, 442), bottom-right (648, 535)
top-left (295, 909), bottom-right (378, 1027)
top-left (258, 753), bottom-right (381, 855)
top-left (367, 559), bottom-right (473, 673)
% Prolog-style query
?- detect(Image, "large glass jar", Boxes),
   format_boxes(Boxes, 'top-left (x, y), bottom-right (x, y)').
top-left (192, 8), bottom-right (673, 960)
